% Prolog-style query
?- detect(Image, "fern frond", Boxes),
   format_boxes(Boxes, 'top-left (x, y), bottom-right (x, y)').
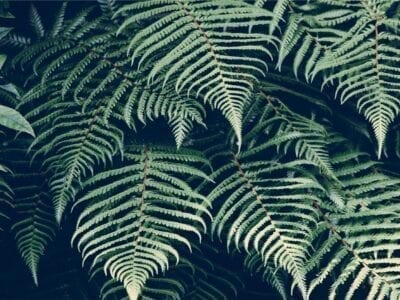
top-left (12, 9), bottom-right (98, 71)
top-left (269, 0), bottom-right (291, 34)
top-left (115, 0), bottom-right (278, 148)
top-left (0, 33), bottom-right (31, 49)
top-left (0, 140), bottom-right (56, 286)
top-left (97, 0), bottom-right (119, 14)
top-left (0, 167), bottom-right (13, 234)
top-left (29, 5), bottom-right (45, 38)
top-left (98, 241), bottom-right (242, 300)
top-left (279, 0), bottom-right (400, 156)
top-left (205, 103), bottom-right (326, 297)
top-left (6, 2), bottom-right (400, 298)
top-left (12, 192), bottom-right (55, 286)
top-left (20, 81), bottom-right (124, 223)
top-left (135, 84), bottom-right (206, 148)
top-left (245, 250), bottom-right (289, 300)
top-left (253, 0), bottom-right (266, 8)
top-left (41, 115), bottom-right (122, 223)
top-left (277, 12), bottom-right (305, 71)
top-left (254, 93), bottom-right (335, 179)
top-left (209, 153), bottom-right (320, 298)
top-left (72, 145), bottom-right (211, 299)
top-left (15, 12), bottom-right (206, 149)
top-left (313, 1), bottom-right (400, 157)
top-left (50, 2), bottom-right (67, 37)
top-left (307, 138), bottom-right (400, 299)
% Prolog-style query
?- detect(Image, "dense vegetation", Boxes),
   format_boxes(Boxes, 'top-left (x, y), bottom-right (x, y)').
top-left (2, 0), bottom-right (400, 299)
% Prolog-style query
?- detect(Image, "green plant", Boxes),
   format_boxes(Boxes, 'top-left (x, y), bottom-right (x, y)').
top-left (2, 0), bottom-right (400, 299)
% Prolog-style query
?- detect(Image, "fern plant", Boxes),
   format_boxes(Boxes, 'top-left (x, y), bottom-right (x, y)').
top-left (277, 0), bottom-right (400, 157)
top-left (71, 145), bottom-right (211, 298)
top-left (114, 0), bottom-right (278, 148)
top-left (0, 78), bottom-right (35, 237)
top-left (3, 1), bottom-right (400, 299)
top-left (199, 95), bottom-right (332, 298)
top-left (20, 80), bottom-right (124, 222)
top-left (306, 141), bottom-right (400, 300)
top-left (0, 139), bottom-right (56, 285)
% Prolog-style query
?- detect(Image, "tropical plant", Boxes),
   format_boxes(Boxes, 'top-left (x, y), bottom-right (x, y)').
top-left (2, 0), bottom-right (400, 299)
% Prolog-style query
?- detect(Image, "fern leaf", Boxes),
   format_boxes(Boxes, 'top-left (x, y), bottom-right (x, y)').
top-left (253, 0), bottom-right (266, 8)
top-left (15, 13), bottom-right (206, 149)
top-left (269, 0), bottom-right (291, 34)
top-left (245, 250), bottom-right (289, 300)
top-left (0, 168), bottom-right (12, 234)
top-left (205, 114), bottom-right (324, 298)
top-left (29, 5), bottom-right (44, 38)
top-left (12, 192), bottom-right (55, 286)
top-left (20, 82), bottom-right (124, 223)
top-left (255, 93), bottom-right (335, 179)
top-left (1, 140), bottom-right (56, 286)
top-left (72, 145), bottom-right (211, 299)
top-left (99, 241), bottom-right (243, 300)
top-left (280, 0), bottom-right (400, 156)
top-left (97, 0), bottom-right (119, 14)
top-left (307, 139), bottom-right (400, 299)
top-left (115, 0), bottom-right (277, 148)
top-left (135, 84), bottom-right (206, 148)
top-left (50, 2), bottom-right (67, 37)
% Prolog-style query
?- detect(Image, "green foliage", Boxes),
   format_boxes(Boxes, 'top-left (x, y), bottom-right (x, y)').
top-left (97, 0), bottom-right (119, 14)
top-left (277, 0), bottom-right (400, 158)
top-left (115, 0), bottom-right (277, 147)
top-left (20, 81), bottom-right (124, 222)
top-left (0, 80), bottom-right (34, 239)
top-left (71, 145), bottom-right (211, 298)
top-left (245, 250), bottom-right (289, 300)
top-left (307, 143), bottom-right (400, 299)
top-left (0, 166), bottom-right (12, 234)
top-left (2, 1), bottom-right (400, 299)
top-left (97, 241), bottom-right (243, 300)
top-left (0, 70), bottom-right (34, 137)
top-left (0, 104), bottom-right (34, 136)
top-left (205, 100), bottom-right (325, 298)
top-left (13, 9), bottom-right (205, 149)
top-left (0, 140), bottom-right (56, 286)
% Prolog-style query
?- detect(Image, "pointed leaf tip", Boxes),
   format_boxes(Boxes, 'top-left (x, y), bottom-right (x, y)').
top-left (0, 105), bottom-right (35, 137)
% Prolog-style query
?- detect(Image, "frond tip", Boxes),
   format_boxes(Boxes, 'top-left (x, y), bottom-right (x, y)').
top-left (126, 285), bottom-right (139, 300)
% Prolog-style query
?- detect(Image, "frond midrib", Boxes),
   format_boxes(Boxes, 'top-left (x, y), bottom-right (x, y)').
top-left (231, 152), bottom-right (307, 296)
